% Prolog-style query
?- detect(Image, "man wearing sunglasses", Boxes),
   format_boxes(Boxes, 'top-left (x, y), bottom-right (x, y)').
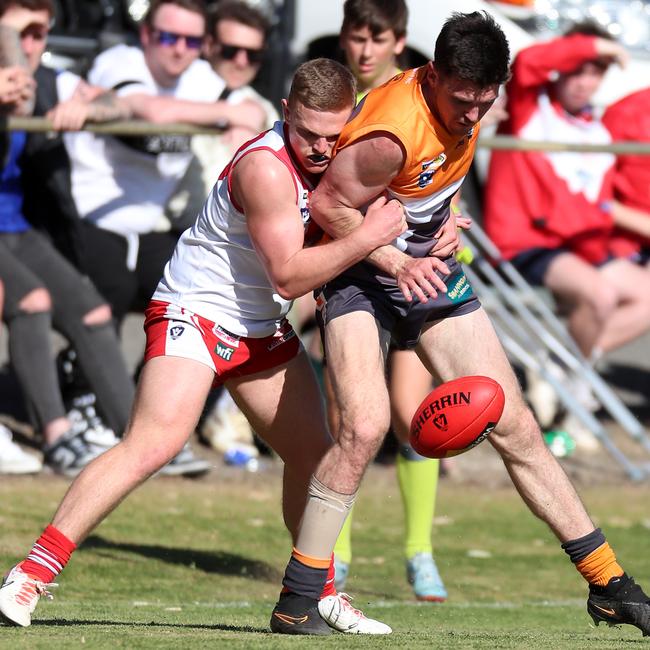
top-left (167, 1), bottom-right (278, 256)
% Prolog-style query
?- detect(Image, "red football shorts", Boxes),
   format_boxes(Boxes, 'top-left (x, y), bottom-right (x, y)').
top-left (144, 300), bottom-right (301, 387)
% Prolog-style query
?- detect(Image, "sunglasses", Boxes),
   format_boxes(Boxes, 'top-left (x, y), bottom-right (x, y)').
top-left (152, 29), bottom-right (204, 50)
top-left (219, 43), bottom-right (265, 65)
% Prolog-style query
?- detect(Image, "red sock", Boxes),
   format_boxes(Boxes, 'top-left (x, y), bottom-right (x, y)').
top-left (19, 524), bottom-right (76, 583)
top-left (319, 554), bottom-right (337, 599)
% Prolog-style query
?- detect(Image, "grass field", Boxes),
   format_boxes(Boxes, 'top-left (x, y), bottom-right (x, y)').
top-left (1, 461), bottom-right (649, 649)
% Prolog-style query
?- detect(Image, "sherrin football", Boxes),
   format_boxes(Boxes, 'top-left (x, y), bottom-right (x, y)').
top-left (409, 376), bottom-right (505, 458)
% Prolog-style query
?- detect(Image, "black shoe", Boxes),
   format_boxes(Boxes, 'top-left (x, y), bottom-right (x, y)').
top-left (270, 592), bottom-right (332, 636)
top-left (588, 573), bottom-right (650, 636)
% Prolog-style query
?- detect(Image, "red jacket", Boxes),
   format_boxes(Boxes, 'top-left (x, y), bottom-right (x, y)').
top-left (484, 35), bottom-right (614, 263)
top-left (602, 87), bottom-right (650, 257)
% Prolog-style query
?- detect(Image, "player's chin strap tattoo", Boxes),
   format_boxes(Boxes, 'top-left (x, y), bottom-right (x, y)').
top-left (0, 24), bottom-right (35, 116)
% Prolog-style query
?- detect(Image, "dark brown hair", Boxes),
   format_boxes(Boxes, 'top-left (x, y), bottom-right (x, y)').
top-left (342, 0), bottom-right (407, 40)
top-left (211, 0), bottom-right (270, 42)
top-left (0, 0), bottom-right (53, 18)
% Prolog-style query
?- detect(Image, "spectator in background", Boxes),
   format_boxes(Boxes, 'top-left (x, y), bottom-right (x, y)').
top-left (329, 0), bottom-right (447, 604)
top-left (602, 88), bottom-right (650, 264)
top-left (484, 23), bottom-right (650, 365)
top-left (167, 0), bottom-right (278, 229)
top-left (0, 0), bottom-right (136, 475)
top-left (59, 0), bottom-right (269, 475)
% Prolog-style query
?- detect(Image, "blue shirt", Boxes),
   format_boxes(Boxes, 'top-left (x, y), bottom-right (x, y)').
top-left (0, 131), bottom-right (30, 233)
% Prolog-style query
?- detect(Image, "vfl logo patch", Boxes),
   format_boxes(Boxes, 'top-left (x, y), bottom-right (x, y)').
top-left (418, 154), bottom-right (446, 188)
top-left (433, 413), bottom-right (448, 431)
top-left (169, 325), bottom-right (185, 340)
top-left (214, 342), bottom-right (235, 361)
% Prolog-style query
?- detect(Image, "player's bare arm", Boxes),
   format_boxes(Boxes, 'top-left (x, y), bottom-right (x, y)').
top-left (311, 133), bottom-right (449, 303)
top-left (233, 151), bottom-right (406, 300)
top-left (122, 93), bottom-right (266, 131)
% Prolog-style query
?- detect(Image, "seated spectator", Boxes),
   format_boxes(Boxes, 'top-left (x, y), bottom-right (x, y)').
top-left (59, 0), bottom-right (261, 476)
top-left (601, 88), bottom-right (650, 264)
top-left (167, 0), bottom-right (279, 228)
top-left (0, 0), bottom-right (136, 475)
top-left (484, 22), bottom-right (650, 365)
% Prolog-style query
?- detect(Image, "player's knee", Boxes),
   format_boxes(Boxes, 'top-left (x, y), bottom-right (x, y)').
top-left (18, 287), bottom-right (52, 313)
top-left (338, 411), bottom-right (390, 463)
top-left (489, 403), bottom-right (542, 463)
top-left (122, 429), bottom-right (185, 477)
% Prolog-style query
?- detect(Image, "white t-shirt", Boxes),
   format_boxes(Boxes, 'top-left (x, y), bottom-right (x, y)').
top-left (62, 44), bottom-right (223, 236)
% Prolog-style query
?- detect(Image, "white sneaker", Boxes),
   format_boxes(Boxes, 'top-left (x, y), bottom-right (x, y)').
top-left (0, 565), bottom-right (56, 627)
top-left (0, 425), bottom-right (42, 475)
top-left (318, 593), bottom-right (391, 634)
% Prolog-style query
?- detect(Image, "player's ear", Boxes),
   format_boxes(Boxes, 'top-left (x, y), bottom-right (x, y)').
top-left (281, 98), bottom-right (290, 122)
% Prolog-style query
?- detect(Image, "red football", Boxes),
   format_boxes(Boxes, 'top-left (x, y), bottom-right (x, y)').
top-left (409, 376), bottom-right (505, 458)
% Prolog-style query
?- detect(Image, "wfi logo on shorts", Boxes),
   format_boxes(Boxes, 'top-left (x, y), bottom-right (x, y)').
top-left (215, 343), bottom-right (235, 361)
top-left (169, 325), bottom-right (185, 340)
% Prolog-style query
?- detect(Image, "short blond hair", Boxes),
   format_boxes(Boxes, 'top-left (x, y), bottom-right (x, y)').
top-left (288, 58), bottom-right (356, 112)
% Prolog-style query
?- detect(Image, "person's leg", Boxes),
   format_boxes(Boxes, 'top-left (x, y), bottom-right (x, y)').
top-left (417, 307), bottom-right (650, 635)
top-left (593, 259), bottom-right (650, 352)
top-left (389, 348), bottom-right (446, 602)
top-left (226, 350), bottom-right (332, 541)
top-left (543, 253), bottom-right (617, 356)
top-left (0, 236), bottom-right (69, 440)
top-left (0, 355), bottom-right (214, 627)
top-left (17, 229), bottom-right (136, 434)
top-left (271, 311), bottom-right (393, 635)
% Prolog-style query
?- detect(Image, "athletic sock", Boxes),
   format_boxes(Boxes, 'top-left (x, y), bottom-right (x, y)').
top-left (282, 549), bottom-right (330, 600)
top-left (319, 554), bottom-right (337, 599)
top-left (19, 524), bottom-right (76, 583)
top-left (333, 508), bottom-right (353, 565)
top-left (397, 444), bottom-right (439, 558)
top-left (562, 528), bottom-right (623, 586)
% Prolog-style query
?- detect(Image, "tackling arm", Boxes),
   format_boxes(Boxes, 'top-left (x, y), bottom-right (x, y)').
top-left (233, 151), bottom-right (405, 300)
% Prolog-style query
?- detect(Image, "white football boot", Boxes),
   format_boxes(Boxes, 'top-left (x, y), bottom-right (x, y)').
top-left (318, 592), bottom-right (391, 634)
top-left (0, 565), bottom-right (56, 627)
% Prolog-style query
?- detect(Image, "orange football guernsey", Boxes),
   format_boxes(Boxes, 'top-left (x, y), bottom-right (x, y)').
top-left (337, 66), bottom-right (479, 261)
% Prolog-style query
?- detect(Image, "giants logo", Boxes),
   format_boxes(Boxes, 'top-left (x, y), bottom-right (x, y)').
top-left (417, 154), bottom-right (446, 188)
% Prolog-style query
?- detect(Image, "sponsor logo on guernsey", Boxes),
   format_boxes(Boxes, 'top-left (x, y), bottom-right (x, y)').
top-left (418, 154), bottom-right (446, 188)
top-left (447, 271), bottom-right (473, 303)
top-left (213, 325), bottom-right (240, 347)
top-left (169, 325), bottom-right (185, 340)
top-left (214, 342), bottom-right (235, 361)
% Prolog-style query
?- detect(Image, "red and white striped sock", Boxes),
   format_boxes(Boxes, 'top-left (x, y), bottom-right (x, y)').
top-left (19, 524), bottom-right (76, 584)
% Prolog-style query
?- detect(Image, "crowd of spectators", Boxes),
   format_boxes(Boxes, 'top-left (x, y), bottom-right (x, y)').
top-left (1, 0), bottom-right (649, 477)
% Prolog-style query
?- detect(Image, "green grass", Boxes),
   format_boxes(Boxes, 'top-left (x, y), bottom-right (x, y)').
top-left (1, 465), bottom-right (649, 648)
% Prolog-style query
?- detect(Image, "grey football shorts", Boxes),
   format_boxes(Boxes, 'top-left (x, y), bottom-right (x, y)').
top-left (315, 257), bottom-right (480, 350)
